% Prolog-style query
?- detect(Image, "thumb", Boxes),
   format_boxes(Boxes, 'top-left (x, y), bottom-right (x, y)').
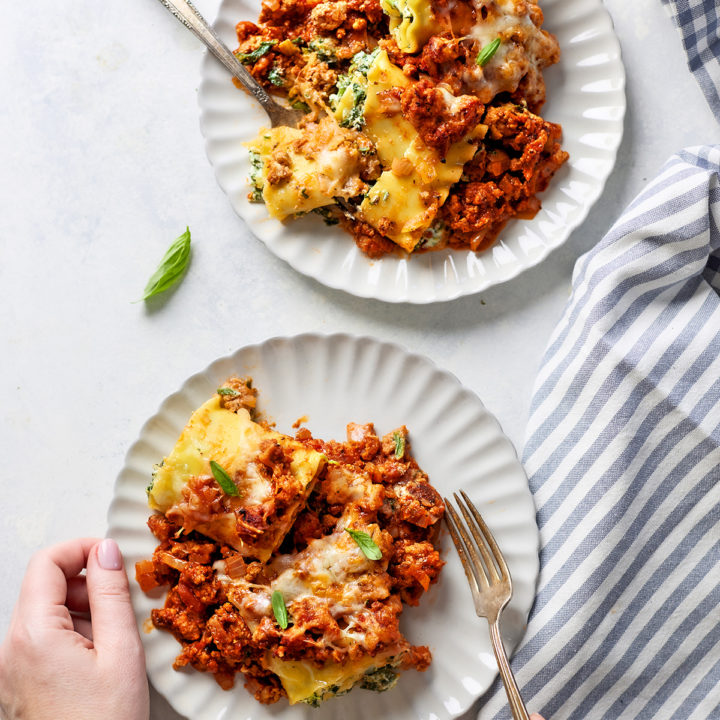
top-left (86, 538), bottom-right (142, 657)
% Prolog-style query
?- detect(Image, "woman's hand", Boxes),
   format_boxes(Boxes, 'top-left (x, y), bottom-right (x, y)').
top-left (0, 538), bottom-right (149, 720)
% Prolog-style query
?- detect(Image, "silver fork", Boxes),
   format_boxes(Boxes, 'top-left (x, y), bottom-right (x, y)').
top-left (154, 0), bottom-right (303, 127)
top-left (153, 0), bottom-right (360, 219)
top-left (444, 491), bottom-right (530, 720)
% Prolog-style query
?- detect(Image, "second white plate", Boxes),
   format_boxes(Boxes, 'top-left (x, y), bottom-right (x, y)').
top-left (107, 334), bottom-right (539, 720)
top-left (198, 0), bottom-right (625, 303)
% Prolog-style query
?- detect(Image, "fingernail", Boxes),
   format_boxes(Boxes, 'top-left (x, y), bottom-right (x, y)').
top-left (97, 538), bottom-right (123, 570)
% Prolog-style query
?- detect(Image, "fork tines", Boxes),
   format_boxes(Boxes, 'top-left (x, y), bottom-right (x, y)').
top-left (444, 491), bottom-right (511, 615)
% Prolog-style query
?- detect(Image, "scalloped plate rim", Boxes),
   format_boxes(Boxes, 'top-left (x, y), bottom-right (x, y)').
top-left (197, 0), bottom-right (626, 303)
top-left (107, 333), bottom-right (539, 720)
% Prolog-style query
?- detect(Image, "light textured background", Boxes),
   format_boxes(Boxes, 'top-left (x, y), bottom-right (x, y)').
top-left (0, 0), bottom-right (717, 717)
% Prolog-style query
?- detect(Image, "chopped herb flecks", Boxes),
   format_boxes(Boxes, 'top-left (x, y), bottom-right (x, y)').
top-left (267, 65), bottom-right (285, 87)
top-left (419, 221), bottom-right (445, 249)
top-left (290, 99), bottom-right (311, 113)
top-left (339, 82), bottom-right (367, 130)
top-left (350, 47), bottom-right (380, 76)
top-left (393, 432), bottom-right (405, 458)
top-left (308, 38), bottom-right (337, 64)
top-left (249, 150), bottom-right (264, 203)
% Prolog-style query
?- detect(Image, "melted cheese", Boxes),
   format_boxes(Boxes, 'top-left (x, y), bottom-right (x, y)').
top-left (323, 464), bottom-right (374, 504)
top-left (148, 395), bottom-right (325, 559)
top-left (263, 526), bottom-right (397, 704)
top-left (271, 525), bottom-right (381, 613)
top-left (469, 0), bottom-right (542, 47)
top-left (266, 652), bottom-right (395, 705)
top-left (247, 122), bottom-right (365, 220)
top-left (464, 0), bottom-right (556, 101)
top-left (359, 51), bottom-right (480, 251)
top-left (380, 0), bottom-right (441, 53)
top-left (222, 521), bottom-right (385, 628)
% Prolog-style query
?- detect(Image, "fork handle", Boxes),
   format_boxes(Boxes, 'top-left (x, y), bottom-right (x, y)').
top-left (489, 620), bottom-right (530, 720)
top-left (154, 0), bottom-right (295, 125)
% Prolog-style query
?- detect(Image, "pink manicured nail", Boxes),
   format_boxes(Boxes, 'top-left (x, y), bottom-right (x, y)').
top-left (97, 538), bottom-right (123, 570)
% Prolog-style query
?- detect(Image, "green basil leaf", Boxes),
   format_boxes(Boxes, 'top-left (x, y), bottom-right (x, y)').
top-left (476, 37), bottom-right (501, 67)
top-left (235, 41), bottom-right (277, 64)
top-left (142, 227), bottom-right (191, 301)
top-left (271, 590), bottom-right (289, 629)
top-left (345, 528), bottom-right (382, 560)
top-left (393, 432), bottom-right (405, 458)
top-left (210, 460), bottom-right (240, 496)
top-left (217, 387), bottom-right (241, 397)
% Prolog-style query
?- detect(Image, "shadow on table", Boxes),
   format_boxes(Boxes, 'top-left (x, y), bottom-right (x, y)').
top-left (150, 683), bottom-right (185, 720)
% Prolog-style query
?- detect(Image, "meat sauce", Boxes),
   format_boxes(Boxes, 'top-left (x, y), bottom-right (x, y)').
top-left (137, 419), bottom-right (444, 704)
top-left (235, 0), bottom-right (567, 256)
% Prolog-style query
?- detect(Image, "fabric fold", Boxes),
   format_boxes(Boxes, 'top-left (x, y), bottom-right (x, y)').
top-left (479, 147), bottom-right (720, 719)
top-left (661, 0), bottom-right (720, 115)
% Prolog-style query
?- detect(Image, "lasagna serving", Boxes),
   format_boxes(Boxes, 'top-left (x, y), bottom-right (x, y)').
top-left (237, 0), bottom-right (568, 257)
top-left (136, 378), bottom-right (445, 706)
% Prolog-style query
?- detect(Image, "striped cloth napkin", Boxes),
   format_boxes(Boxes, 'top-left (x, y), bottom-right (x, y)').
top-left (662, 0), bottom-right (720, 114)
top-left (479, 3), bottom-right (720, 718)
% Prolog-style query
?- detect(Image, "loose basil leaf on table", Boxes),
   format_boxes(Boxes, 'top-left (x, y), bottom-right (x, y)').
top-left (141, 227), bottom-right (191, 301)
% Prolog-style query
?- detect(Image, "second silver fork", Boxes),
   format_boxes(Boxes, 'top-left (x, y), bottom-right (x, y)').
top-left (445, 491), bottom-right (531, 720)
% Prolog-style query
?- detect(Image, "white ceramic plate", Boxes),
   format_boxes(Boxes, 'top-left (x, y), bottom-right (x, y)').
top-left (107, 334), bottom-right (539, 720)
top-left (198, 0), bottom-right (625, 303)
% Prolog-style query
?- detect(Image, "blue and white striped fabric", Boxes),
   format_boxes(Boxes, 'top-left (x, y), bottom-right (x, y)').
top-left (479, 146), bottom-right (720, 719)
top-left (662, 0), bottom-right (720, 114)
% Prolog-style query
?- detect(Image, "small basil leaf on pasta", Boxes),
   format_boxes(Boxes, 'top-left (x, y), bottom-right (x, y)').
top-left (393, 432), bottom-right (405, 458)
top-left (345, 528), bottom-right (382, 560)
top-left (217, 387), bottom-right (241, 397)
top-left (142, 227), bottom-right (191, 301)
top-left (272, 590), bottom-right (289, 629)
top-left (476, 37), bottom-right (501, 67)
top-left (210, 460), bottom-right (240, 497)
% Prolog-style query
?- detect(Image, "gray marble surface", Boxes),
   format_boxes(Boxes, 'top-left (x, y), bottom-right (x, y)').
top-left (0, 0), bottom-right (718, 717)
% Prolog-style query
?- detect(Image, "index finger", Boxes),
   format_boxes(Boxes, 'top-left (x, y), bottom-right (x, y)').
top-left (17, 538), bottom-right (102, 619)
